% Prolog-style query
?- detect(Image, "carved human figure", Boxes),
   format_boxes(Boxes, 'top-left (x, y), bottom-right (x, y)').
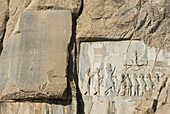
top-left (145, 73), bottom-right (154, 91)
top-left (125, 74), bottom-right (132, 96)
top-left (104, 63), bottom-right (115, 96)
top-left (112, 75), bottom-right (118, 93)
top-left (131, 50), bottom-right (140, 71)
top-left (137, 73), bottom-right (146, 96)
top-left (131, 73), bottom-right (139, 96)
top-left (116, 74), bottom-right (122, 94)
top-left (92, 68), bottom-right (101, 95)
top-left (153, 73), bottom-right (159, 90)
top-left (83, 68), bottom-right (91, 95)
top-left (131, 51), bottom-right (138, 65)
top-left (119, 74), bottom-right (126, 96)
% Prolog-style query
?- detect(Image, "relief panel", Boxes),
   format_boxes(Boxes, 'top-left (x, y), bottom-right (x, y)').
top-left (79, 41), bottom-right (169, 97)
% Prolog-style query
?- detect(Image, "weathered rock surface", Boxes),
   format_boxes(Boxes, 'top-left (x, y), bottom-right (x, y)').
top-left (151, 74), bottom-right (168, 100)
top-left (77, 0), bottom-right (170, 48)
top-left (135, 70), bottom-right (170, 114)
top-left (135, 99), bottom-right (157, 114)
top-left (0, 9), bottom-right (72, 100)
top-left (0, 0), bottom-right (169, 114)
top-left (0, 0), bottom-right (9, 52)
top-left (3, 0), bottom-right (81, 46)
top-left (82, 96), bottom-right (141, 114)
top-left (0, 100), bottom-right (77, 114)
top-left (154, 104), bottom-right (170, 114)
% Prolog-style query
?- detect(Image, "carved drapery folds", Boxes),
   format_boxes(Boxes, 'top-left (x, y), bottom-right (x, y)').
top-left (79, 41), bottom-right (168, 97)
top-left (82, 67), bottom-right (162, 97)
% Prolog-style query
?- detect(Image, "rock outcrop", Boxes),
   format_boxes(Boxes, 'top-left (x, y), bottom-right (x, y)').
top-left (0, 0), bottom-right (169, 114)
top-left (0, 0), bottom-right (9, 53)
top-left (0, 9), bottom-right (72, 100)
top-left (77, 0), bottom-right (170, 48)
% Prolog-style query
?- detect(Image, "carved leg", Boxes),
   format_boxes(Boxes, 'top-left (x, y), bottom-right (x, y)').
top-left (116, 86), bottom-right (120, 95)
top-left (143, 87), bottom-right (146, 95)
top-left (132, 87), bottom-right (135, 96)
top-left (128, 88), bottom-right (131, 96)
top-left (126, 89), bottom-right (129, 96)
top-left (136, 89), bottom-right (139, 96)
top-left (139, 87), bottom-right (142, 96)
top-left (112, 86), bottom-right (115, 93)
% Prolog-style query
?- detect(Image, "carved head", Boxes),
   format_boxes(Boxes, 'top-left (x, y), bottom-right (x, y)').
top-left (126, 73), bottom-right (130, 78)
top-left (95, 68), bottom-right (100, 74)
top-left (139, 73), bottom-right (144, 78)
top-left (146, 73), bottom-right (151, 79)
top-left (106, 63), bottom-right (112, 71)
top-left (86, 68), bottom-right (90, 74)
top-left (155, 73), bottom-right (159, 79)
top-left (132, 73), bottom-right (137, 79)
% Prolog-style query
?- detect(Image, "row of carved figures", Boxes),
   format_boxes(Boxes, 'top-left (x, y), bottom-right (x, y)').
top-left (83, 67), bottom-right (163, 96)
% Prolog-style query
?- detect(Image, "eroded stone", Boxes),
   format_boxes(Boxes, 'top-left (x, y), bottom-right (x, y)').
top-left (79, 41), bottom-right (169, 97)
top-left (0, 100), bottom-right (77, 114)
top-left (77, 0), bottom-right (170, 48)
top-left (0, 9), bottom-right (72, 100)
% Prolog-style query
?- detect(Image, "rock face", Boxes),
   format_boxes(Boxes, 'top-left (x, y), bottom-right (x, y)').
top-left (3, 0), bottom-right (81, 47)
top-left (154, 104), bottom-right (170, 114)
top-left (0, 0), bottom-right (169, 114)
top-left (77, 0), bottom-right (170, 47)
top-left (0, 100), bottom-right (77, 114)
top-left (0, 9), bottom-right (72, 100)
top-left (78, 40), bottom-right (169, 114)
top-left (0, 0), bottom-right (8, 52)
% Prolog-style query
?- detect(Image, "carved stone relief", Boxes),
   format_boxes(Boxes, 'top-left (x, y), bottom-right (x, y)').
top-left (79, 41), bottom-right (169, 97)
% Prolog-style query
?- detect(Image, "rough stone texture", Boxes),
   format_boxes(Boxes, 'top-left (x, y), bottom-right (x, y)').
top-left (156, 72), bottom-right (170, 108)
top-left (135, 70), bottom-right (170, 114)
top-left (151, 74), bottom-right (168, 100)
top-left (0, 100), bottom-right (77, 114)
top-left (38, 0), bottom-right (82, 15)
top-left (114, 97), bottom-right (140, 114)
top-left (79, 41), bottom-right (169, 96)
top-left (0, 0), bottom-right (9, 52)
top-left (0, 0), bottom-right (170, 114)
top-left (77, 0), bottom-right (170, 48)
top-left (79, 40), bottom-right (169, 114)
top-left (0, 9), bottom-right (72, 100)
top-left (3, 0), bottom-right (31, 47)
top-left (3, 0), bottom-right (81, 47)
top-left (166, 78), bottom-right (170, 104)
top-left (82, 96), bottom-right (141, 114)
top-left (157, 88), bottom-right (167, 108)
top-left (135, 99), bottom-right (157, 114)
top-left (154, 104), bottom-right (170, 114)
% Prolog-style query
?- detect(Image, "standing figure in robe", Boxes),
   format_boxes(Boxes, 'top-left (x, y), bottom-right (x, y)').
top-left (145, 73), bottom-right (153, 91)
top-left (137, 73), bottom-right (146, 96)
top-left (83, 68), bottom-right (91, 95)
top-left (112, 75), bottom-right (118, 93)
top-left (131, 73), bottom-right (139, 96)
top-left (119, 74), bottom-right (126, 96)
top-left (104, 63), bottom-right (115, 96)
top-left (92, 68), bottom-right (101, 95)
top-left (125, 74), bottom-right (132, 96)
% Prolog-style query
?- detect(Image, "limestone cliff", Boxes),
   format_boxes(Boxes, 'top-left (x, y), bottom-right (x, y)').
top-left (0, 0), bottom-right (169, 114)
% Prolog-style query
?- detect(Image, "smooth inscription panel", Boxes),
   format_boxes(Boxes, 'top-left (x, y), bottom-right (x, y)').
top-left (79, 41), bottom-right (169, 97)
top-left (0, 10), bottom-right (72, 99)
